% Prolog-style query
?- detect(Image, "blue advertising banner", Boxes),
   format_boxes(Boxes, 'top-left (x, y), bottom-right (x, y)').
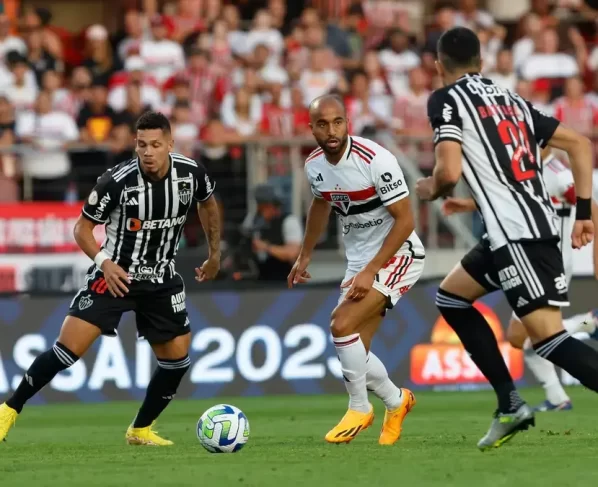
top-left (0, 279), bottom-right (595, 403)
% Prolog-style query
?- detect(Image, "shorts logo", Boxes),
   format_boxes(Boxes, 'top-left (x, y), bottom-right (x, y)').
top-left (554, 274), bottom-right (568, 294)
top-left (171, 290), bottom-right (186, 313)
top-left (90, 277), bottom-right (108, 295)
top-left (399, 285), bottom-right (411, 295)
top-left (178, 181), bottom-right (192, 205)
top-left (498, 265), bottom-right (522, 291)
top-left (79, 296), bottom-right (93, 310)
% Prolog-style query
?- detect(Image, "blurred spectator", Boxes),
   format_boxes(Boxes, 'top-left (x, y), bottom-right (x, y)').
top-left (454, 0), bottom-right (496, 32)
top-left (423, 2), bottom-right (456, 57)
top-left (477, 26), bottom-right (503, 74)
top-left (83, 25), bottom-right (118, 86)
top-left (19, 7), bottom-right (63, 60)
top-left (378, 29), bottom-right (420, 98)
top-left (108, 56), bottom-right (162, 112)
top-left (112, 84), bottom-right (151, 163)
top-left (517, 0), bottom-right (559, 38)
top-left (162, 73), bottom-right (207, 128)
top-left (141, 15), bottom-right (185, 85)
top-left (204, 19), bottom-right (233, 69)
top-left (0, 95), bottom-right (17, 201)
top-left (222, 86), bottom-right (261, 137)
top-left (4, 52), bottom-right (37, 111)
top-left (393, 67), bottom-right (434, 171)
top-left (521, 28), bottom-right (580, 83)
top-left (27, 27), bottom-right (62, 87)
top-left (75, 79), bottom-right (118, 197)
top-left (246, 10), bottom-right (284, 60)
top-left (241, 183), bottom-right (302, 282)
top-left (0, 14), bottom-right (26, 61)
top-left (554, 76), bottom-right (598, 135)
top-left (171, 100), bottom-right (199, 157)
top-left (116, 10), bottom-right (146, 62)
top-left (299, 47), bottom-right (342, 105)
top-left (488, 49), bottom-right (517, 91)
top-left (15, 91), bottom-right (78, 201)
top-left (345, 70), bottom-right (391, 136)
top-left (222, 4), bottom-right (247, 56)
top-left (512, 14), bottom-right (543, 70)
top-left (168, 0), bottom-right (205, 43)
top-left (363, 50), bottom-right (391, 97)
top-left (53, 66), bottom-right (92, 118)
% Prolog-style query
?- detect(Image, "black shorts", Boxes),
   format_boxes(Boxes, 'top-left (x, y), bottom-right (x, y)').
top-left (68, 266), bottom-right (190, 344)
top-left (461, 239), bottom-right (569, 317)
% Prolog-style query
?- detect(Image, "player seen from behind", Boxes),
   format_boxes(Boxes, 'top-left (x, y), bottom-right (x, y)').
top-left (416, 27), bottom-right (598, 450)
top-left (288, 95), bottom-right (425, 445)
top-left (0, 111), bottom-right (221, 445)
top-left (443, 147), bottom-right (598, 412)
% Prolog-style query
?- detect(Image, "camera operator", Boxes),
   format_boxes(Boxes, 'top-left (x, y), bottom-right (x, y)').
top-left (240, 183), bottom-right (303, 281)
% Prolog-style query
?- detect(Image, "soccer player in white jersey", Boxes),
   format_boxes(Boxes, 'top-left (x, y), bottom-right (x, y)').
top-left (288, 95), bottom-right (425, 445)
top-left (443, 147), bottom-right (598, 412)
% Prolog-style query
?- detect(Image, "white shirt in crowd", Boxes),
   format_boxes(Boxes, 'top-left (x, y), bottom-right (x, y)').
top-left (454, 10), bottom-right (495, 30)
top-left (220, 92), bottom-right (263, 135)
top-left (15, 110), bottom-right (79, 179)
top-left (299, 69), bottom-right (339, 106)
top-left (140, 39), bottom-right (185, 84)
top-left (378, 49), bottom-right (420, 97)
top-left (512, 37), bottom-right (534, 70)
top-left (487, 72), bottom-right (517, 92)
top-left (520, 53), bottom-right (579, 80)
top-left (0, 36), bottom-right (27, 60)
top-left (108, 84), bottom-right (163, 112)
top-left (245, 29), bottom-right (284, 58)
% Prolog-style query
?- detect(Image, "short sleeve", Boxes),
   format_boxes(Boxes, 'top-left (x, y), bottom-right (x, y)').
top-left (305, 164), bottom-right (323, 199)
top-left (81, 169), bottom-right (121, 224)
top-left (371, 152), bottom-right (409, 206)
top-left (525, 101), bottom-right (560, 148)
top-left (427, 89), bottom-right (463, 146)
top-left (282, 215), bottom-right (303, 244)
top-left (193, 161), bottom-right (216, 202)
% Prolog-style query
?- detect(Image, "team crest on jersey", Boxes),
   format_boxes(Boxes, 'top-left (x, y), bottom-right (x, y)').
top-left (178, 181), bottom-right (192, 205)
top-left (330, 193), bottom-right (351, 214)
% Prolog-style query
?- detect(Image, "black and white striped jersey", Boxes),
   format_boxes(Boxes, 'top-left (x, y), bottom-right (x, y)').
top-left (428, 73), bottom-right (561, 250)
top-left (81, 152), bottom-right (215, 282)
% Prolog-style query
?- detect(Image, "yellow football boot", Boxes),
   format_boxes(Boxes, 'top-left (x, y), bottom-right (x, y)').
top-left (0, 403), bottom-right (18, 442)
top-left (325, 404), bottom-right (374, 444)
top-left (126, 421), bottom-right (173, 446)
top-left (379, 389), bottom-right (416, 445)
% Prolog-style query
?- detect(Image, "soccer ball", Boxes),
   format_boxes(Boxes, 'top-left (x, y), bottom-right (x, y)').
top-left (196, 404), bottom-right (250, 453)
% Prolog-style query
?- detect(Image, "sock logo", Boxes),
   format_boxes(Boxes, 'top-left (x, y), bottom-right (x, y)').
top-left (498, 265), bottom-right (522, 291)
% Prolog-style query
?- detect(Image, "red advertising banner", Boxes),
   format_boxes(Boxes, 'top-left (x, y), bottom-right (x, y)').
top-left (0, 202), bottom-right (105, 253)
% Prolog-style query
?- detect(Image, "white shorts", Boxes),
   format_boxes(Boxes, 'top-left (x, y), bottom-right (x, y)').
top-left (338, 254), bottom-right (425, 308)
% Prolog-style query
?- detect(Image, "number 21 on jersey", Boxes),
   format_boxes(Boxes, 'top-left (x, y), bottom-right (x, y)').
top-left (498, 119), bottom-right (536, 183)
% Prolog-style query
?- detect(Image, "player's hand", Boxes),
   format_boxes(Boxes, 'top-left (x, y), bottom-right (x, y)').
top-left (415, 177), bottom-right (435, 201)
top-left (101, 260), bottom-right (131, 298)
top-left (342, 269), bottom-right (375, 301)
top-left (572, 220), bottom-right (594, 249)
top-left (288, 256), bottom-right (311, 288)
top-left (442, 197), bottom-right (473, 216)
top-left (196, 255), bottom-right (220, 282)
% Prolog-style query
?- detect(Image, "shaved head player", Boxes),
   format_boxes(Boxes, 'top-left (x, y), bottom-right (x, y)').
top-left (289, 95), bottom-right (425, 445)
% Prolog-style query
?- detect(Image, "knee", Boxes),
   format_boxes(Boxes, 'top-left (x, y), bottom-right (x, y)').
top-left (330, 308), bottom-right (357, 338)
top-left (507, 319), bottom-right (527, 350)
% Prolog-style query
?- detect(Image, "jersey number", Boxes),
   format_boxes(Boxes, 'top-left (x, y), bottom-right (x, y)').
top-left (498, 119), bottom-right (536, 182)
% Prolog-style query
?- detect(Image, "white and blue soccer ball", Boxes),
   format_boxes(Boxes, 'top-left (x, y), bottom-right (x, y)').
top-left (196, 404), bottom-right (250, 453)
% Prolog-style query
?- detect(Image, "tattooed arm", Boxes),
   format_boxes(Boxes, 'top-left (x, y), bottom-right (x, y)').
top-left (195, 195), bottom-right (221, 281)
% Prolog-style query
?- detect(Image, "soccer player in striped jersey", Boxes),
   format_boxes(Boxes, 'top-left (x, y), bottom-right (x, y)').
top-left (289, 95), bottom-right (425, 445)
top-left (416, 27), bottom-right (598, 450)
top-left (442, 147), bottom-right (598, 412)
top-left (0, 112), bottom-right (221, 445)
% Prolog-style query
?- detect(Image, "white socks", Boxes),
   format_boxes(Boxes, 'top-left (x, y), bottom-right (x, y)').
top-left (523, 339), bottom-right (570, 405)
top-left (366, 352), bottom-right (403, 410)
top-left (333, 334), bottom-right (370, 413)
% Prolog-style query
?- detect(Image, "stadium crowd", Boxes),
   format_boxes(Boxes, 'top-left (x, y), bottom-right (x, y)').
top-left (1, 0), bottom-right (598, 214)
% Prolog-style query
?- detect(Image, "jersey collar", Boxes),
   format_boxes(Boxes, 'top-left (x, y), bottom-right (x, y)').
top-left (456, 72), bottom-right (482, 82)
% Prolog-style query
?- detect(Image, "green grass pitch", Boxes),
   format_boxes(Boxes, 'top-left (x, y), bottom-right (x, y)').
top-left (2, 387), bottom-right (598, 486)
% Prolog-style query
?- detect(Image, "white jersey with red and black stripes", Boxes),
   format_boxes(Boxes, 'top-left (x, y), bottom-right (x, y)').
top-left (305, 135), bottom-right (425, 274)
top-left (543, 154), bottom-right (576, 281)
